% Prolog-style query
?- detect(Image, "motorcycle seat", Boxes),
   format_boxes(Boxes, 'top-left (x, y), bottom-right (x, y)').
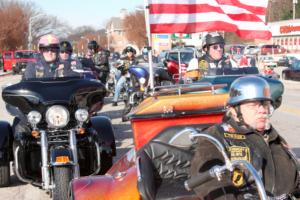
top-left (137, 125), bottom-right (209, 200)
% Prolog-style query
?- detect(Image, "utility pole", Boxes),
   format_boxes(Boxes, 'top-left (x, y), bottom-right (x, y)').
top-left (28, 18), bottom-right (32, 50)
top-left (293, 0), bottom-right (298, 20)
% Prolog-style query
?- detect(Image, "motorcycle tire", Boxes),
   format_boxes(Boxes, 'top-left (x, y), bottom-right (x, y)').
top-left (0, 162), bottom-right (10, 187)
top-left (122, 104), bottom-right (132, 122)
top-left (52, 166), bottom-right (72, 200)
top-left (99, 151), bottom-right (113, 175)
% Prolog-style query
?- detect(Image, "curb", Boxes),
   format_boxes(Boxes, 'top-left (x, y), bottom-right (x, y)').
top-left (0, 71), bottom-right (12, 77)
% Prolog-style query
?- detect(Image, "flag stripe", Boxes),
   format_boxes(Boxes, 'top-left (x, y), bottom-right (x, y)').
top-left (150, 3), bottom-right (266, 16)
top-left (147, 0), bottom-right (271, 40)
top-left (150, 21), bottom-right (271, 39)
top-left (150, 13), bottom-right (268, 30)
top-left (150, 4), bottom-right (264, 22)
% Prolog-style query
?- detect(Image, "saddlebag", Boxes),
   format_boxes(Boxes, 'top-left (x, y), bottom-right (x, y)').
top-left (0, 121), bottom-right (13, 163)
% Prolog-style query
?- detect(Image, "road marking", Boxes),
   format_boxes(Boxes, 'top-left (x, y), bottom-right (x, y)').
top-left (278, 105), bottom-right (300, 116)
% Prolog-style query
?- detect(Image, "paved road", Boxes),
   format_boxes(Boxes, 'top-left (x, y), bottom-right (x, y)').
top-left (0, 75), bottom-right (299, 199)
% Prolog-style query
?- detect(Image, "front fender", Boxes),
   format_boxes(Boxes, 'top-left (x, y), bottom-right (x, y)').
top-left (0, 121), bottom-right (13, 163)
top-left (50, 148), bottom-right (74, 166)
top-left (90, 116), bottom-right (116, 156)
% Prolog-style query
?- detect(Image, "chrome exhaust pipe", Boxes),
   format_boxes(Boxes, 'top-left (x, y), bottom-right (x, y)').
top-left (69, 130), bottom-right (80, 178)
top-left (40, 130), bottom-right (51, 190)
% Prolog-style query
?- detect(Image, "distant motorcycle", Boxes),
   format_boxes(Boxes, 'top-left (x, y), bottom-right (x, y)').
top-left (122, 65), bottom-right (149, 122)
top-left (1, 76), bottom-right (116, 200)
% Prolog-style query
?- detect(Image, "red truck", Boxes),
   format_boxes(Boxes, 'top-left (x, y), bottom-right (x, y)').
top-left (2, 50), bottom-right (38, 74)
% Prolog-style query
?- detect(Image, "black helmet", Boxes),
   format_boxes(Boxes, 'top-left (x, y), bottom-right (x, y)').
top-left (123, 46), bottom-right (136, 54)
top-left (87, 40), bottom-right (99, 51)
top-left (202, 32), bottom-right (225, 49)
top-left (59, 41), bottom-right (73, 54)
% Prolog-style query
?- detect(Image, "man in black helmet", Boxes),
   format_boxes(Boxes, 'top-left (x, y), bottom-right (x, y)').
top-left (59, 40), bottom-right (82, 70)
top-left (84, 40), bottom-right (110, 84)
top-left (198, 32), bottom-right (234, 77)
top-left (190, 76), bottom-right (300, 199)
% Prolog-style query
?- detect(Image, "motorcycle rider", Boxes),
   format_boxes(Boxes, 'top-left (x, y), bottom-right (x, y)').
top-left (24, 34), bottom-right (79, 79)
top-left (59, 40), bottom-right (82, 70)
top-left (83, 40), bottom-right (110, 84)
top-left (112, 46), bottom-right (139, 106)
top-left (197, 32), bottom-right (234, 77)
top-left (190, 76), bottom-right (300, 199)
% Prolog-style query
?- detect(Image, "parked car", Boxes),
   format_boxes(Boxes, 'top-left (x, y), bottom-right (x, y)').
top-left (163, 48), bottom-right (196, 79)
top-left (259, 55), bottom-right (277, 69)
top-left (260, 44), bottom-right (286, 55)
top-left (282, 59), bottom-right (300, 80)
top-left (244, 45), bottom-right (260, 55)
top-left (227, 44), bottom-right (245, 55)
top-left (2, 50), bottom-right (37, 73)
top-left (277, 55), bottom-right (297, 67)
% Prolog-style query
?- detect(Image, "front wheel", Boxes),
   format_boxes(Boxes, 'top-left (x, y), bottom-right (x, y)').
top-left (99, 151), bottom-right (113, 175)
top-left (122, 103), bottom-right (132, 122)
top-left (52, 166), bottom-right (72, 200)
top-left (0, 162), bottom-right (10, 187)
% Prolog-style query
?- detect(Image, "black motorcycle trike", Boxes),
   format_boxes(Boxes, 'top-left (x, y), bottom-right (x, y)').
top-left (0, 76), bottom-right (116, 200)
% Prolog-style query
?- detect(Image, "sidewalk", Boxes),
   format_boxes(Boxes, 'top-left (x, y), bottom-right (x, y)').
top-left (0, 70), bottom-right (12, 77)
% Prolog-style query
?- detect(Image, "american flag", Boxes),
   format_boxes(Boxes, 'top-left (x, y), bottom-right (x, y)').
top-left (147, 0), bottom-right (271, 40)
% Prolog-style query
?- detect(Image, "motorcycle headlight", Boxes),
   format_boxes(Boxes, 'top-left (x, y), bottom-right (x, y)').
top-left (27, 111), bottom-right (42, 125)
top-left (46, 105), bottom-right (69, 128)
top-left (75, 109), bottom-right (89, 122)
top-left (139, 77), bottom-right (146, 85)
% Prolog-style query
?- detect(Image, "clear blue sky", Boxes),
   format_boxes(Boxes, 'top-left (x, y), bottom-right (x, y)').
top-left (27, 0), bottom-right (144, 29)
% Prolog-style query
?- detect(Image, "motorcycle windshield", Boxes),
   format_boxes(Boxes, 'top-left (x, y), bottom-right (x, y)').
top-left (128, 66), bottom-right (149, 79)
top-left (2, 77), bottom-right (106, 114)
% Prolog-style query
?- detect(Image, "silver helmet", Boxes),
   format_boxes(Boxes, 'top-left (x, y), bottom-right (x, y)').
top-left (228, 76), bottom-right (272, 106)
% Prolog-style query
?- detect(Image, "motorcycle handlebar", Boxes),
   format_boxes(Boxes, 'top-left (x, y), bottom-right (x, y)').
top-left (184, 169), bottom-right (214, 191)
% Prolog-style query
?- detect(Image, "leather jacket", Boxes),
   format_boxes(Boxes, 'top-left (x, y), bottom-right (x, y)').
top-left (198, 54), bottom-right (233, 76)
top-left (190, 117), bottom-right (300, 200)
top-left (23, 56), bottom-right (79, 79)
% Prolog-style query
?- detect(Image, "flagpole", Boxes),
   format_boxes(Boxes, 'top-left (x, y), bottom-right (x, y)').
top-left (144, 0), bottom-right (154, 89)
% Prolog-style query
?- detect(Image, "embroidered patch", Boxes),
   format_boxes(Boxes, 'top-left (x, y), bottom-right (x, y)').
top-left (198, 60), bottom-right (209, 70)
top-left (232, 169), bottom-right (244, 187)
top-left (224, 133), bottom-right (246, 140)
top-left (228, 146), bottom-right (251, 162)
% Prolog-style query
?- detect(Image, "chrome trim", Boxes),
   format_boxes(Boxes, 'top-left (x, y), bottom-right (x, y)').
top-left (136, 156), bottom-right (142, 182)
top-left (69, 130), bottom-right (80, 178)
top-left (189, 130), bottom-right (232, 170)
top-left (187, 129), bottom-right (268, 200)
top-left (40, 130), bottom-right (51, 189)
top-left (14, 146), bottom-right (41, 187)
top-left (90, 142), bottom-right (101, 175)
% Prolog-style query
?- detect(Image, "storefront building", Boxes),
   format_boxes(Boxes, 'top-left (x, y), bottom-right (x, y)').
top-left (269, 19), bottom-right (300, 52)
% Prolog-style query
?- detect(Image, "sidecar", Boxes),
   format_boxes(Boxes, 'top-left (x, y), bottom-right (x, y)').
top-left (70, 76), bottom-right (284, 200)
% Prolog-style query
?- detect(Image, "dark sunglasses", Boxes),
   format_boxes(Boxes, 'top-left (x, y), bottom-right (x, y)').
top-left (60, 51), bottom-right (71, 54)
top-left (40, 47), bottom-right (58, 53)
top-left (210, 44), bottom-right (225, 50)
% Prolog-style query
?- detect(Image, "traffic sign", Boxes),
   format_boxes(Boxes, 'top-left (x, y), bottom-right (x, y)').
top-left (171, 33), bottom-right (191, 39)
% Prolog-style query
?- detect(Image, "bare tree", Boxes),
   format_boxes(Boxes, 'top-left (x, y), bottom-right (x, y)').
top-left (0, 0), bottom-right (72, 50)
top-left (123, 10), bottom-right (147, 49)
